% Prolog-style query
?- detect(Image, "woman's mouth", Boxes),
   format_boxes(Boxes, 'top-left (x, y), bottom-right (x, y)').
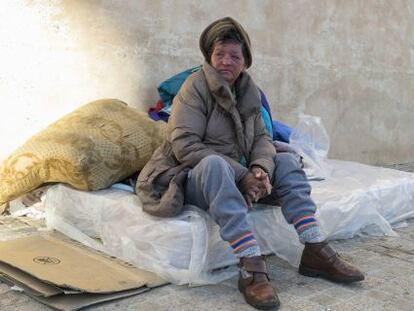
top-left (219, 70), bottom-right (232, 75)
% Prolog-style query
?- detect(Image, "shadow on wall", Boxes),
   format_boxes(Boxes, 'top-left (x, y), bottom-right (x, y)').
top-left (305, 76), bottom-right (402, 164)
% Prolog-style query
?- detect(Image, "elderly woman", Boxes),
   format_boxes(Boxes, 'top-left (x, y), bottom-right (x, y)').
top-left (137, 17), bottom-right (363, 310)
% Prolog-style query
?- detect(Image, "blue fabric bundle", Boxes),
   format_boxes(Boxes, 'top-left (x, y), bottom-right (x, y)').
top-left (157, 65), bottom-right (202, 115)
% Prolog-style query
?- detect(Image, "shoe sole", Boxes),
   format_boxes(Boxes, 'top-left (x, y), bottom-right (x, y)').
top-left (238, 282), bottom-right (280, 310)
top-left (298, 265), bottom-right (365, 283)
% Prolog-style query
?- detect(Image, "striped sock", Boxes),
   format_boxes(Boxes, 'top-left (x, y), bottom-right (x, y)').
top-left (237, 244), bottom-right (261, 258)
top-left (293, 215), bottom-right (324, 244)
top-left (230, 232), bottom-right (261, 258)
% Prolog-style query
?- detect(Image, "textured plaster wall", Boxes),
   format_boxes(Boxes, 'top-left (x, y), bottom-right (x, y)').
top-left (1, 0), bottom-right (413, 164)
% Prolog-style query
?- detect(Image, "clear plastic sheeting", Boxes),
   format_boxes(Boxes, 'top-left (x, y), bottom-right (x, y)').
top-left (45, 160), bottom-right (414, 285)
top-left (45, 186), bottom-right (238, 285)
top-left (311, 160), bottom-right (414, 238)
top-left (290, 114), bottom-right (331, 180)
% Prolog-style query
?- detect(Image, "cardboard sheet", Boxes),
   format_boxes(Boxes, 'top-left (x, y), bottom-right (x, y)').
top-left (29, 287), bottom-right (149, 311)
top-left (0, 232), bottom-right (167, 310)
top-left (0, 261), bottom-right (63, 297)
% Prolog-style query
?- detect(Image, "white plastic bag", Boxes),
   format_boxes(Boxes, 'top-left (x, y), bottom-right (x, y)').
top-left (289, 114), bottom-right (330, 180)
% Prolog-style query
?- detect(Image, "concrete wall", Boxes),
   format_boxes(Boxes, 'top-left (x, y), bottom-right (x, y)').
top-left (1, 0), bottom-right (413, 164)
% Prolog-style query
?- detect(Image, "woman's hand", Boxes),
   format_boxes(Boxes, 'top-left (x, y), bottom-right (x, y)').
top-left (250, 166), bottom-right (272, 198)
top-left (239, 167), bottom-right (272, 207)
top-left (239, 172), bottom-right (262, 207)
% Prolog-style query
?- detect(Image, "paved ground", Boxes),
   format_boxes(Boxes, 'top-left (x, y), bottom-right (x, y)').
top-left (382, 162), bottom-right (414, 173)
top-left (1, 164), bottom-right (414, 311)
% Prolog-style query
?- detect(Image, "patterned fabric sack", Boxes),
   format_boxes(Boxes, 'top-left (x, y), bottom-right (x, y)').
top-left (0, 99), bottom-right (166, 206)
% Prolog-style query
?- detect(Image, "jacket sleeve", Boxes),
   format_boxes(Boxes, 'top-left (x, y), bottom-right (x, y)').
top-left (248, 112), bottom-right (277, 180)
top-left (168, 79), bottom-right (249, 183)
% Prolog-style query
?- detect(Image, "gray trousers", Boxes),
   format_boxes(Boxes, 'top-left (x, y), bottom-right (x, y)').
top-left (184, 153), bottom-right (317, 246)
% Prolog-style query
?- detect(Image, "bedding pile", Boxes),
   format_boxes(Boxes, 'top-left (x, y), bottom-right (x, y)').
top-left (6, 112), bottom-right (414, 285)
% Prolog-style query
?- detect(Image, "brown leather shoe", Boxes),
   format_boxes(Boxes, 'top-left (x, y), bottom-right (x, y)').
top-left (238, 256), bottom-right (280, 310)
top-left (299, 241), bottom-right (365, 283)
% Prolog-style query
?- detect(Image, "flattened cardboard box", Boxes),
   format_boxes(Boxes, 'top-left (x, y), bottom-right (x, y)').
top-left (0, 232), bottom-right (166, 310)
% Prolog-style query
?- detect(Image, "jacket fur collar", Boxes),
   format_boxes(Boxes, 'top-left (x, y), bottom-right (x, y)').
top-left (201, 62), bottom-right (261, 118)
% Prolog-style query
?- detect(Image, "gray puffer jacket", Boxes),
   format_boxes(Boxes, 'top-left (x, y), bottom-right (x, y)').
top-left (136, 62), bottom-right (276, 217)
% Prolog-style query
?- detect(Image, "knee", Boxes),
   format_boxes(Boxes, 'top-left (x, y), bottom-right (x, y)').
top-left (198, 155), bottom-right (231, 172)
top-left (274, 152), bottom-right (303, 178)
top-left (276, 152), bottom-right (301, 168)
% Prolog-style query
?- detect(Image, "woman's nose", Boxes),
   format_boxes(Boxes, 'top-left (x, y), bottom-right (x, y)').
top-left (222, 55), bottom-right (232, 65)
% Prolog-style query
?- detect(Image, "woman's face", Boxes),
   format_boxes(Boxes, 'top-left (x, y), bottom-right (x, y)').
top-left (210, 41), bottom-right (245, 86)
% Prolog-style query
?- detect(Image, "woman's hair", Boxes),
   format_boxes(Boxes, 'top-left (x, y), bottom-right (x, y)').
top-left (208, 28), bottom-right (247, 61)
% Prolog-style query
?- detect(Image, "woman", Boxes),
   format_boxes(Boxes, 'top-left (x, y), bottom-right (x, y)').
top-left (137, 17), bottom-right (363, 310)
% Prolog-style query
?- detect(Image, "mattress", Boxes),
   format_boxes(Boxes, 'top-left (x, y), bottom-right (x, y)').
top-left (44, 159), bottom-right (414, 285)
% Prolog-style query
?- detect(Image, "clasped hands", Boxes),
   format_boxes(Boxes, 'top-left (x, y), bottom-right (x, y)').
top-left (239, 166), bottom-right (272, 207)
